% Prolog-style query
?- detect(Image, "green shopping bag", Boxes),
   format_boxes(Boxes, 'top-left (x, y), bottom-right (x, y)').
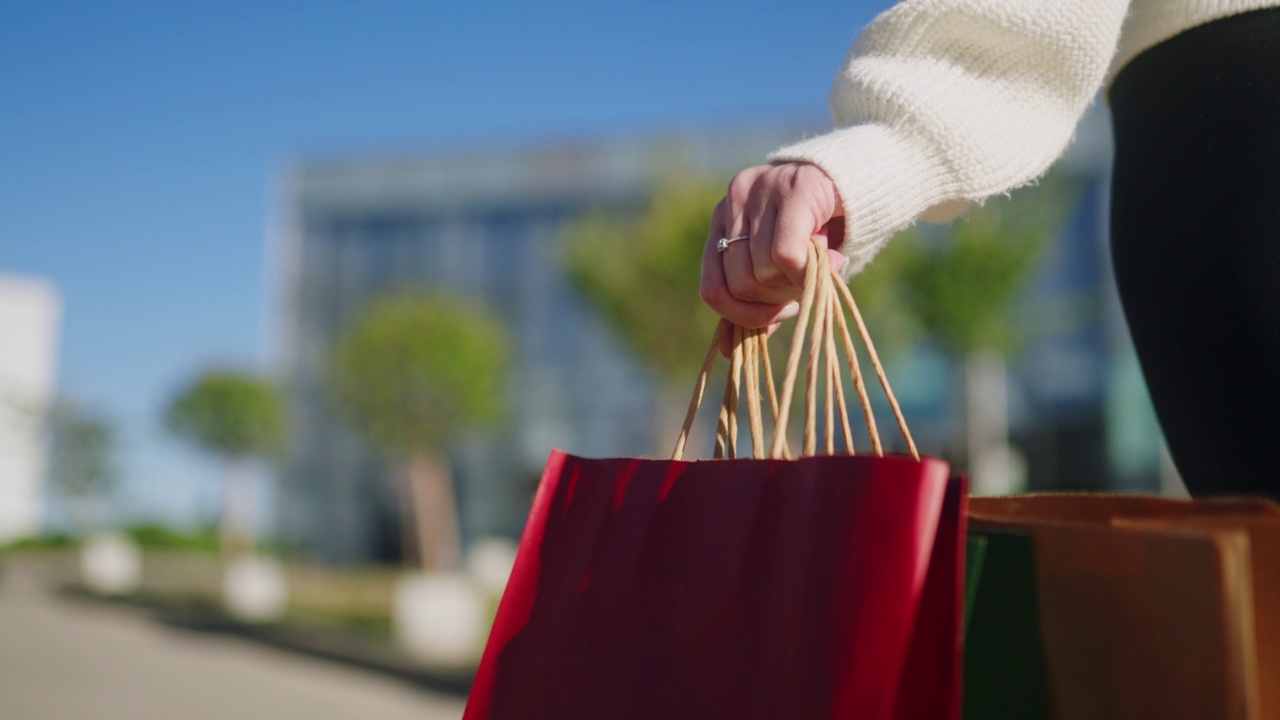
top-left (964, 534), bottom-right (987, 636)
top-left (963, 530), bottom-right (1048, 720)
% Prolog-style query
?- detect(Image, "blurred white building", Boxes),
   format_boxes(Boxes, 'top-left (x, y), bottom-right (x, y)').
top-left (0, 273), bottom-right (61, 543)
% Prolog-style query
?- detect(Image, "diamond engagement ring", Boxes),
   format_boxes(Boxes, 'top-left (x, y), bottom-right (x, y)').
top-left (717, 235), bottom-right (749, 253)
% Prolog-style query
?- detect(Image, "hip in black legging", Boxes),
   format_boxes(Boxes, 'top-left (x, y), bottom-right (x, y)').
top-left (1109, 8), bottom-right (1280, 498)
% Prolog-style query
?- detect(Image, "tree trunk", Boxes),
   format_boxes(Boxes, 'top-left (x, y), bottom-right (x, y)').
top-left (219, 457), bottom-right (256, 556)
top-left (69, 493), bottom-right (98, 540)
top-left (964, 352), bottom-right (1024, 496)
top-left (405, 453), bottom-right (463, 572)
top-left (399, 478), bottom-right (420, 568)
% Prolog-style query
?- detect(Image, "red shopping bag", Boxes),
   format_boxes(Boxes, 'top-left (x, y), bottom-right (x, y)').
top-left (465, 241), bottom-right (967, 720)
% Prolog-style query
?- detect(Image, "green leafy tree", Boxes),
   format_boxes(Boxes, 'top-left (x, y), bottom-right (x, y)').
top-left (563, 181), bottom-right (726, 446)
top-left (328, 292), bottom-right (508, 571)
top-left (165, 371), bottom-right (283, 554)
top-left (897, 209), bottom-right (1048, 357)
top-left (888, 175), bottom-right (1080, 491)
top-left (48, 403), bottom-right (117, 535)
top-left (564, 181), bottom-right (723, 387)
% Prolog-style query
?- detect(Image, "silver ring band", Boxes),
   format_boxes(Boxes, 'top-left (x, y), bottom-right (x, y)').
top-left (717, 235), bottom-right (749, 253)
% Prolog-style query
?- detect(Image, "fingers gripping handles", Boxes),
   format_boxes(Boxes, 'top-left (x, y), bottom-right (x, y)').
top-left (673, 237), bottom-right (918, 462)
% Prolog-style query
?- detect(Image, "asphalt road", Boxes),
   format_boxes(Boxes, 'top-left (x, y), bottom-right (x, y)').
top-left (0, 576), bottom-right (467, 720)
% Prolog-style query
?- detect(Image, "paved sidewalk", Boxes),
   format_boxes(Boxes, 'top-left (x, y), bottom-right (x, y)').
top-left (0, 577), bottom-right (466, 720)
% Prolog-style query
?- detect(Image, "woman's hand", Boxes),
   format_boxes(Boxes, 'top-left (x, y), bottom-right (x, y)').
top-left (700, 163), bottom-right (847, 353)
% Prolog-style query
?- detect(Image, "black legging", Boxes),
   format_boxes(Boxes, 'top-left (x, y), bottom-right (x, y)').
top-left (1109, 8), bottom-right (1280, 498)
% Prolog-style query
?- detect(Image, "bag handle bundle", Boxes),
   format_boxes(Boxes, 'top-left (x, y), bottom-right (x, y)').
top-left (673, 236), bottom-right (918, 462)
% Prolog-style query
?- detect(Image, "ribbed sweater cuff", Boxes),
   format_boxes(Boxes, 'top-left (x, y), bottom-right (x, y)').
top-left (768, 123), bottom-right (956, 276)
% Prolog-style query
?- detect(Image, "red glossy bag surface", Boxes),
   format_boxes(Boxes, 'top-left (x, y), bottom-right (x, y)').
top-left (465, 451), bottom-right (965, 720)
top-left (464, 241), bottom-right (967, 719)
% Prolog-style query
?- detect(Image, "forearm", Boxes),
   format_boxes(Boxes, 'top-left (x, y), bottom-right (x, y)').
top-left (770, 0), bottom-right (1131, 274)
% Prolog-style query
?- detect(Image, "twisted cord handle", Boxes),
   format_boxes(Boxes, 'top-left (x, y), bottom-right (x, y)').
top-left (672, 237), bottom-right (917, 461)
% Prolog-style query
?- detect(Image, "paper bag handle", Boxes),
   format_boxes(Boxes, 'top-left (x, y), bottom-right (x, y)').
top-left (672, 236), bottom-right (918, 461)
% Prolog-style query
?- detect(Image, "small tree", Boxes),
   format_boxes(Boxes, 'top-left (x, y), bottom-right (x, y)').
top-left (328, 292), bottom-right (507, 572)
top-left (563, 181), bottom-right (725, 443)
top-left (165, 371), bottom-right (283, 554)
top-left (892, 176), bottom-right (1079, 492)
top-left (47, 403), bottom-right (117, 535)
top-left (564, 181), bottom-right (723, 386)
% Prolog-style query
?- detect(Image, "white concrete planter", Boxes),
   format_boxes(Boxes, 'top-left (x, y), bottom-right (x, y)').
top-left (79, 533), bottom-right (142, 596)
top-left (466, 537), bottom-right (518, 597)
top-left (393, 572), bottom-right (489, 668)
top-left (222, 555), bottom-right (288, 623)
top-left (970, 442), bottom-right (1028, 497)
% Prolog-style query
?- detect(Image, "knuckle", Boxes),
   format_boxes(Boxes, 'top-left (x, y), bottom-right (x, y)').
top-left (727, 172), bottom-right (754, 203)
top-left (772, 242), bottom-right (808, 276)
top-left (725, 276), bottom-right (761, 303)
top-left (698, 281), bottom-right (722, 307)
top-left (753, 263), bottom-right (783, 288)
top-left (781, 162), bottom-right (803, 185)
top-left (781, 166), bottom-right (818, 202)
top-left (767, 167), bottom-right (806, 206)
top-left (712, 197), bottom-right (729, 219)
top-left (793, 162), bottom-right (818, 182)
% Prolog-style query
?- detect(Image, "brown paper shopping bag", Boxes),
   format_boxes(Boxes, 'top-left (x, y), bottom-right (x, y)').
top-left (970, 494), bottom-right (1280, 720)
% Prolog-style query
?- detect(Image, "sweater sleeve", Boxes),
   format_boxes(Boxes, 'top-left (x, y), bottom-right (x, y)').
top-left (769, 0), bottom-right (1131, 275)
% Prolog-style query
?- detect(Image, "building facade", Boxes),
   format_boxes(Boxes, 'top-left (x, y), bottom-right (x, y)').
top-left (0, 273), bottom-right (61, 543)
top-left (271, 126), bottom-right (812, 564)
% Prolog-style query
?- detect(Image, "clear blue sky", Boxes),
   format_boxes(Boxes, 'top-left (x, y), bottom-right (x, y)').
top-left (0, 0), bottom-right (889, 528)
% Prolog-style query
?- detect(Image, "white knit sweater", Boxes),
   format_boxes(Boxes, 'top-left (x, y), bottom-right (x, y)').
top-left (769, 0), bottom-right (1279, 275)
